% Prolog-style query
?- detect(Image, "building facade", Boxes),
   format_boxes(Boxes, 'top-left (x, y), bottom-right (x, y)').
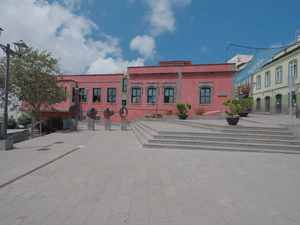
top-left (252, 41), bottom-right (300, 114)
top-left (41, 61), bottom-right (236, 123)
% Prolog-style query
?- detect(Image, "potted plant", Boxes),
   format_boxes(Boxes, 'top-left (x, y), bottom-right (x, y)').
top-left (222, 98), bottom-right (242, 125)
top-left (176, 103), bottom-right (191, 119)
top-left (236, 97), bottom-right (254, 117)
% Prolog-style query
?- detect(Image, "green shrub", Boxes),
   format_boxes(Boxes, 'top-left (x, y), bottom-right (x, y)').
top-left (18, 114), bottom-right (32, 127)
top-left (195, 108), bottom-right (205, 115)
top-left (222, 98), bottom-right (242, 117)
top-left (7, 118), bottom-right (18, 129)
top-left (176, 103), bottom-right (191, 115)
top-left (165, 110), bottom-right (173, 115)
top-left (156, 114), bottom-right (163, 118)
top-left (150, 113), bottom-right (163, 118)
top-left (41, 116), bottom-right (63, 134)
top-left (236, 97), bottom-right (254, 113)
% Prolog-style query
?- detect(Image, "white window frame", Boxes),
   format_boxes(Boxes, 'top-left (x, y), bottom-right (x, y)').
top-left (256, 75), bottom-right (261, 89)
top-left (265, 71), bottom-right (271, 87)
top-left (289, 60), bottom-right (297, 78)
top-left (275, 66), bottom-right (282, 83)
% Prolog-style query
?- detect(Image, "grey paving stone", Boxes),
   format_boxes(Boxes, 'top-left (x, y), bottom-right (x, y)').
top-left (0, 119), bottom-right (299, 225)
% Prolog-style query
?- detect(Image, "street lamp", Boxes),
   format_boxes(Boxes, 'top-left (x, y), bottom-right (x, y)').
top-left (0, 29), bottom-right (28, 148)
top-left (74, 87), bottom-right (88, 121)
top-left (150, 81), bottom-right (165, 118)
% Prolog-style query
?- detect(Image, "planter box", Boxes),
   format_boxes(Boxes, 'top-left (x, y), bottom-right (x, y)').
top-left (226, 117), bottom-right (239, 125)
top-left (238, 112), bottom-right (249, 117)
top-left (178, 115), bottom-right (188, 120)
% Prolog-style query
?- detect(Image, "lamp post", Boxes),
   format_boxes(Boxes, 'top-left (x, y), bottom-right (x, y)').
top-left (74, 87), bottom-right (88, 121)
top-left (0, 29), bottom-right (28, 147)
top-left (74, 88), bottom-right (81, 121)
top-left (150, 81), bottom-right (164, 118)
top-left (288, 75), bottom-right (295, 124)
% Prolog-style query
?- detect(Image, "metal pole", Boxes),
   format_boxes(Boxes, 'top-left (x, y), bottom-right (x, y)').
top-left (156, 86), bottom-right (158, 118)
top-left (80, 91), bottom-right (82, 121)
top-left (74, 88), bottom-right (79, 121)
top-left (2, 44), bottom-right (10, 140)
top-left (289, 76), bottom-right (293, 124)
top-left (226, 42), bottom-right (230, 62)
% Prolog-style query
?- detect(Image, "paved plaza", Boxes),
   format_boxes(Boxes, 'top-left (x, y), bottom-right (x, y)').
top-left (0, 114), bottom-right (300, 225)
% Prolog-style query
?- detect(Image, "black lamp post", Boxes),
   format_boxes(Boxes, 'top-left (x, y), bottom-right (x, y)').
top-left (0, 28), bottom-right (28, 149)
top-left (149, 81), bottom-right (165, 118)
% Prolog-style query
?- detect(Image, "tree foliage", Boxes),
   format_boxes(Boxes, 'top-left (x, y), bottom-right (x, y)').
top-left (236, 97), bottom-right (254, 113)
top-left (176, 103), bottom-right (191, 115)
top-left (7, 117), bottom-right (17, 129)
top-left (0, 47), bottom-right (68, 121)
top-left (222, 98), bottom-right (242, 117)
top-left (18, 113), bottom-right (32, 126)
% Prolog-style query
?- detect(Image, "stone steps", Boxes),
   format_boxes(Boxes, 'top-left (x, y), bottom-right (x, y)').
top-left (169, 120), bottom-right (293, 135)
top-left (131, 121), bottom-right (300, 154)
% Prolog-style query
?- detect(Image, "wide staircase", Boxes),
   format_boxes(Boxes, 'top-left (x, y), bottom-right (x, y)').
top-left (131, 120), bottom-right (300, 154)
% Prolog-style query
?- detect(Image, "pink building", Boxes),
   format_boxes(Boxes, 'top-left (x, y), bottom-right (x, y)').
top-left (41, 61), bottom-right (236, 123)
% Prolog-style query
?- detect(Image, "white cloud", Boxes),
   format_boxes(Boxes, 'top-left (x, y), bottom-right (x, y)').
top-left (270, 43), bottom-right (282, 48)
top-left (0, 0), bottom-right (143, 75)
top-left (57, 0), bottom-right (94, 11)
top-left (130, 35), bottom-right (156, 59)
top-left (145, 0), bottom-right (191, 36)
top-left (189, 15), bottom-right (194, 23)
top-left (0, 0), bottom-right (191, 75)
top-left (87, 57), bottom-right (144, 74)
top-left (198, 46), bottom-right (209, 54)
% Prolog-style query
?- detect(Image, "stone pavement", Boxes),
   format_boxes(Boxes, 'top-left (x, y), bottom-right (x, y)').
top-left (0, 114), bottom-right (299, 225)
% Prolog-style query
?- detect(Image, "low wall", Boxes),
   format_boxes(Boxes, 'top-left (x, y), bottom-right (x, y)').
top-left (7, 130), bottom-right (30, 143)
top-left (279, 123), bottom-right (300, 139)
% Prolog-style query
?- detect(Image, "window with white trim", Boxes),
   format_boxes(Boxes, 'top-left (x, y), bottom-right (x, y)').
top-left (275, 66), bottom-right (282, 83)
top-left (256, 75), bottom-right (261, 89)
top-left (265, 71), bottom-right (271, 87)
top-left (107, 88), bottom-right (116, 103)
top-left (164, 88), bottom-right (174, 103)
top-left (199, 87), bottom-right (211, 104)
top-left (289, 60), bottom-right (297, 78)
top-left (131, 88), bottom-right (141, 103)
top-left (147, 87), bottom-right (157, 103)
top-left (93, 88), bottom-right (101, 103)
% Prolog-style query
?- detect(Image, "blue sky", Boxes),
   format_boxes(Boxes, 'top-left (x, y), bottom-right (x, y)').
top-left (0, 0), bottom-right (299, 74)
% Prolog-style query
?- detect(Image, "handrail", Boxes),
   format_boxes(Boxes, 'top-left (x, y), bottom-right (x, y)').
top-left (29, 120), bottom-right (43, 137)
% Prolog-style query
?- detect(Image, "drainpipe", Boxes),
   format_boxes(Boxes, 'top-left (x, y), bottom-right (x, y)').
top-left (178, 66), bottom-right (182, 103)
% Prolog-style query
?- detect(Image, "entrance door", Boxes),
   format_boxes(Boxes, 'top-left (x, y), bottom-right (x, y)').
top-left (265, 96), bottom-right (270, 112)
top-left (276, 94), bottom-right (282, 113)
top-left (256, 98), bottom-right (261, 111)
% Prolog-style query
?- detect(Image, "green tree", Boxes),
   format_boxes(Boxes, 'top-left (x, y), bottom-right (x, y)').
top-left (18, 113), bottom-right (32, 127)
top-left (236, 97), bottom-right (254, 113)
top-left (222, 98), bottom-right (242, 117)
top-left (7, 117), bottom-right (17, 129)
top-left (176, 103), bottom-right (191, 115)
top-left (1, 47), bottom-right (68, 121)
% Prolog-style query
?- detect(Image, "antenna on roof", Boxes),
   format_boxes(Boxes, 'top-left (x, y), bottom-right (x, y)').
top-left (296, 29), bottom-right (300, 42)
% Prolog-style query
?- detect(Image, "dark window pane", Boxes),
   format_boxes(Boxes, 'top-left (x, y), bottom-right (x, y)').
top-left (199, 88), bottom-right (211, 104)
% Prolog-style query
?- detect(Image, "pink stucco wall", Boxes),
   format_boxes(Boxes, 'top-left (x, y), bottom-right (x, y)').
top-left (40, 62), bottom-right (235, 123)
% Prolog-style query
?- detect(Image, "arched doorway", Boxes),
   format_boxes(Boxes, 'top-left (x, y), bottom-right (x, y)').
top-left (276, 94), bottom-right (282, 113)
top-left (265, 96), bottom-right (270, 112)
top-left (256, 98), bottom-right (261, 111)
